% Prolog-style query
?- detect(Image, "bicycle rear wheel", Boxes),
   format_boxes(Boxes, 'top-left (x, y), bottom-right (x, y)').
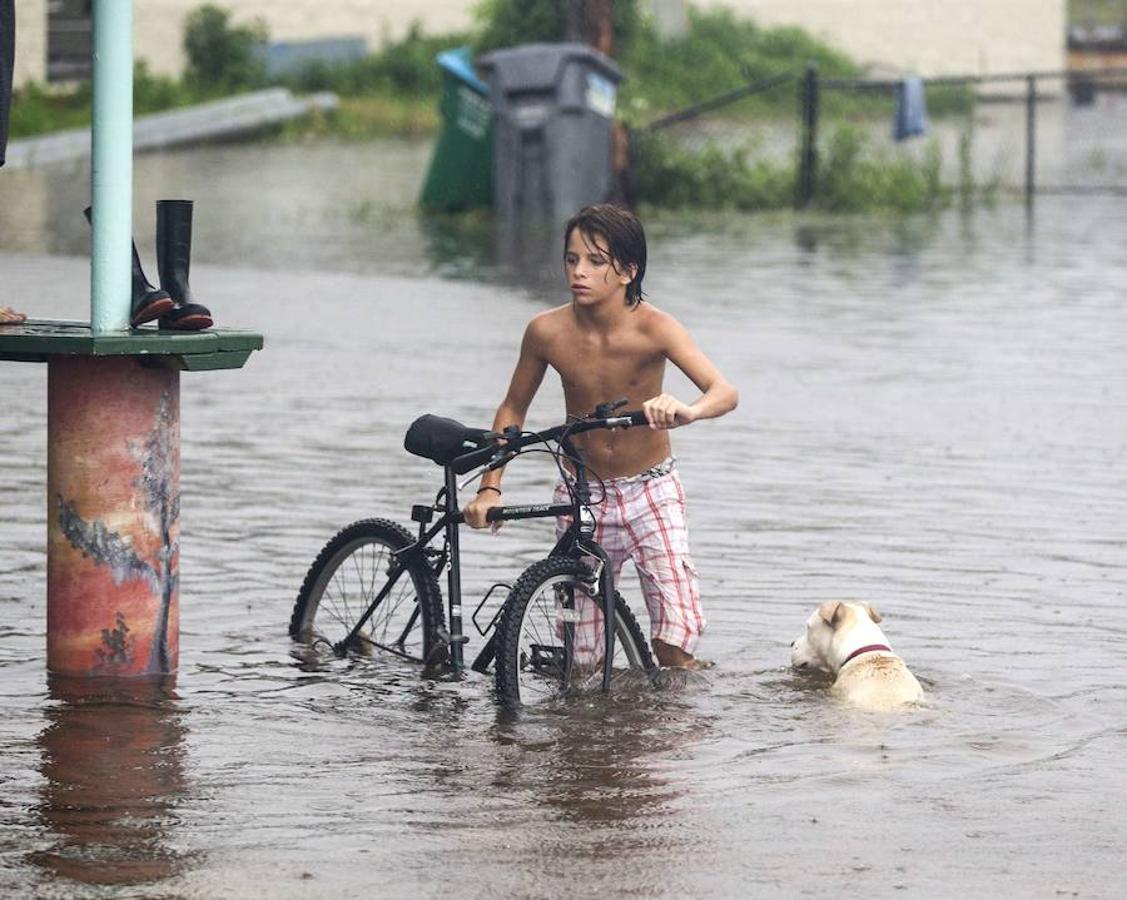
top-left (290, 519), bottom-right (444, 666)
top-left (494, 556), bottom-right (655, 706)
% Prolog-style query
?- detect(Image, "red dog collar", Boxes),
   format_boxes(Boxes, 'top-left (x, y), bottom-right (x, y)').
top-left (842, 644), bottom-right (892, 666)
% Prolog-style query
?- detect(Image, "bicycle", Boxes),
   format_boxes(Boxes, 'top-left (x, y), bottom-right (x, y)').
top-left (288, 399), bottom-right (658, 706)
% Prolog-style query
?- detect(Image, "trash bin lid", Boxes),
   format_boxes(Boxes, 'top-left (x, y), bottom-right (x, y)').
top-left (436, 47), bottom-right (490, 96)
top-left (477, 42), bottom-right (623, 94)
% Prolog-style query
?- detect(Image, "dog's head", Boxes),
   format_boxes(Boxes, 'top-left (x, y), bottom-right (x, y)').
top-left (790, 601), bottom-right (885, 674)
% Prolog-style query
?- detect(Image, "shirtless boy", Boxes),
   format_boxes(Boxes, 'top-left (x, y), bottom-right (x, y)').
top-left (464, 204), bottom-right (738, 669)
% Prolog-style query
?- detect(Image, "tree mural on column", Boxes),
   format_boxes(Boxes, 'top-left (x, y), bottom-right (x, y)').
top-left (56, 392), bottom-right (179, 674)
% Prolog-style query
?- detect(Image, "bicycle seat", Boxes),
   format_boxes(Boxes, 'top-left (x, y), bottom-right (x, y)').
top-left (404, 414), bottom-right (492, 467)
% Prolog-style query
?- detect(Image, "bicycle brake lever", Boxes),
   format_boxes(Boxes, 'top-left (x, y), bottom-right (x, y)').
top-left (594, 398), bottom-right (628, 418)
top-left (456, 447), bottom-right (515, 492)
top-left (485, 448), bottom-right (516, 471)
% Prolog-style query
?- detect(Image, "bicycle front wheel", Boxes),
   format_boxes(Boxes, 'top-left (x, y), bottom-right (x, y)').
top-left (494, 556), bottom-right (655, 706)
top-left (290, 519), bottom-right (444, 665)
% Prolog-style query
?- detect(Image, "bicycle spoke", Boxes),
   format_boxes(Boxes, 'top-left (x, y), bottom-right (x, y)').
top-left (291, 522), bottom-right (441, 667)
top-left (498, 560), bottom-right (654, 706)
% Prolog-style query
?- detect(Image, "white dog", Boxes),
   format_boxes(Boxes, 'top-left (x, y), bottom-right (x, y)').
top-left (790, 601), bottom-right (923, 710)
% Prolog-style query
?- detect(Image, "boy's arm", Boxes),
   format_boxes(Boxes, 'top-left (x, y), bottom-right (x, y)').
top-left (644, 313), bottom-right (738, 429)
top-left (465, 320), bottom-right (549, 527)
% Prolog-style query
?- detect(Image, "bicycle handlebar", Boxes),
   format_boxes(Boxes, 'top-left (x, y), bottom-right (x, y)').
top-left (450, 409), bottom-right (649, 475)
top-left (449, 404), bottom-right (647, 693)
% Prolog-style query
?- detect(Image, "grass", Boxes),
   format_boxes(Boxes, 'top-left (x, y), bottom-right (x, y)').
top-left (7, 82), bottom-right (94, 138)
top-left (632, 121), bottom-right (1001, 215)
top-left (9, 63), bottom-right (222, 139)
top-left (1070, 0), bottom-right (1127, 28)
top-left (281, 95), bottom-right (439, 140)
top-left (619, 7), bottom-right (857, 122)
top-left (9, 67), bottom-right (439, 143)
top-left (630, 131), bottom-right (795, 211)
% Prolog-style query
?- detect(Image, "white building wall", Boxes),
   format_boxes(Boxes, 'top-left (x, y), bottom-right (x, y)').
top-left (10, 1), bottom-right (1067, 87)
top-left (705, 0), bottom-right (1067, 76)
top-left (13, 0), bottom-right (47, 86)
top-left (8, 1), bottom-right (476, 87)
top-left (134, 1), bottom-right (477, 79)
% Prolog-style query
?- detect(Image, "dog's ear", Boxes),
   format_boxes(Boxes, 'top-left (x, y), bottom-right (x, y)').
top-left (818, 601), bottom-right (844, 627)
top-left (866, 604), bottom-right (882, 624)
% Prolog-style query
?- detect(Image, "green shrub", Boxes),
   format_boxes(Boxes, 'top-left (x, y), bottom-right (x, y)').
top-left (631, 130), bottom-right (794, 211)
top-left (474, 0), bottom-right (640, 54)
top-left (811, 126), bottom-right (950, 212)
top-left (282, 25), bottom-right (468, 97)
top-left (183, 4), bottom-right (268, 91)
top-left (474, 0), bottom-right (563, 50)
top-left (134, 61), bottom-right (198, 114)
top-left (632, 125), bottom-right (956, 214)
top-left (7, 82), bottom-right (90, 138)
top-left (620, 8), bottom-right (858, 119)
top-left (7, 62), bottom-right (201, 138)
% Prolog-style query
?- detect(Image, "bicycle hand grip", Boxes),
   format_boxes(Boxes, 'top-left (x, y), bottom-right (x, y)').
top-left (604, 410), bottom-right (648, 427)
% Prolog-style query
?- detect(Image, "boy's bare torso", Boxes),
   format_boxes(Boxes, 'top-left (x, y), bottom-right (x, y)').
top-left (532, 302), bottom-right (672, 479)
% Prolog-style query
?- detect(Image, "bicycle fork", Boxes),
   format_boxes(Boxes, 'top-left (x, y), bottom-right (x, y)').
top-left (577, 537), bottom-right (617, 693)
top-left (570, 478), bottom-right (617, 693)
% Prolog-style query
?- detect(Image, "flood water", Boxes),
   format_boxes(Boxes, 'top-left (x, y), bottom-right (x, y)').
top-left (1, 134), bottom-right (1126, 898)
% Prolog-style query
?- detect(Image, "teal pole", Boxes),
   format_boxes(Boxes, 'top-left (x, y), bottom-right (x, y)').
top-left (90, 0), bottom-right (133, 334)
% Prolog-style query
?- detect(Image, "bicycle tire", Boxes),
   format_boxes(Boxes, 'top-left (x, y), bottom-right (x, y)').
top-left (290, 518), bottom-right (444, 666)
top-left (494, 556), bottom-right (656, 706)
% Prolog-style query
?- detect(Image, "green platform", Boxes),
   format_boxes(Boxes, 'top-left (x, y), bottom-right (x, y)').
top-left (0, 320), bottom-right (263, 371)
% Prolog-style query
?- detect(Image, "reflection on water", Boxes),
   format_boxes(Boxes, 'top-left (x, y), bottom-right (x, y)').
top-left (488, 688), bottom-right (705, 828)
top-left (29, 676), bottom-right (189, 888)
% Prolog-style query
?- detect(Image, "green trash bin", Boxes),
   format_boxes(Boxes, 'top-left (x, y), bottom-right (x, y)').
top-left (420, 48), bottom-right (493, 212)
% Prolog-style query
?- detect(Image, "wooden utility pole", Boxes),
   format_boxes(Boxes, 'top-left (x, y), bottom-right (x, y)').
top-left (564, 0), bottom-right (615, 57)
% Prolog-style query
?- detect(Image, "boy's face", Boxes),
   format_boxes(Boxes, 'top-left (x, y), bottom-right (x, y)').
top-left (564, 228), bottom-right (634, 306)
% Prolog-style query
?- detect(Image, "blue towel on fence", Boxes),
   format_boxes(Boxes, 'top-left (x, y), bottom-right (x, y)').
top-left (893, 76), bottom-right (928, 141)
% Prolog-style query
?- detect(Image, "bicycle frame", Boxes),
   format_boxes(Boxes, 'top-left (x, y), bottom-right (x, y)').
top-left (334, 421), bottom-right (628, 690)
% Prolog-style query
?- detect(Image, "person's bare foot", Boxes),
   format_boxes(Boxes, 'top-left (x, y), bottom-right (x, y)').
top-left (652, 638), bottom-right (713, 669)
top-left (0, 306), bottom-right (27, 325)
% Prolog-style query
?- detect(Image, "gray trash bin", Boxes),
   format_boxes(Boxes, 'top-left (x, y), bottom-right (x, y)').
top-left (477, 42), bottom-right (623, 225)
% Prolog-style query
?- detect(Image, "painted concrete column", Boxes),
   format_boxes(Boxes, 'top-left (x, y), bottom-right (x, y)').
top-left (47, 357), bottom-right (180, 676)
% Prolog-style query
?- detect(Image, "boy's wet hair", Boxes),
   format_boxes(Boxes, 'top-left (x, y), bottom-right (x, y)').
top-left (564, 204), bottom-right (647, 307)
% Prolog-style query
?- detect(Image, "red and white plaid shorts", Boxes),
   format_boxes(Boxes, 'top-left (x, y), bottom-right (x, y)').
top-left (553, 459), bottom-right (705, 656)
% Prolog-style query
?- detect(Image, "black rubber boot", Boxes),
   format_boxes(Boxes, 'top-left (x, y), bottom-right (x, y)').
top-left (155, 199), bottom-right (213, 331)
top-left (83, 206), bottom-right (175, 327)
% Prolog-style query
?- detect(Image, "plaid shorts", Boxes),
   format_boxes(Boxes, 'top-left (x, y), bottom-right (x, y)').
top-left (553, 459), bottom-right (705, 655)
